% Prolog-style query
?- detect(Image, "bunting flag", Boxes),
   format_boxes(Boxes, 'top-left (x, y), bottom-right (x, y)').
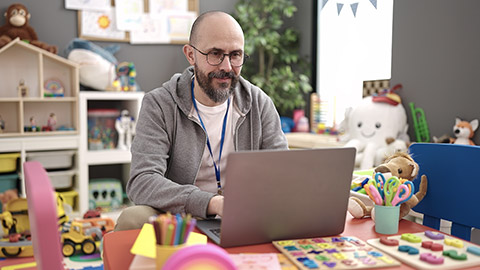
top-left (323, 0), bottom-right (378, 17)
top-left (337, 3), bottom-right (344, 15)
top-left (322, 0), bottom-right (329, 9)
top-left (350, 3), bottom-right (359, 17)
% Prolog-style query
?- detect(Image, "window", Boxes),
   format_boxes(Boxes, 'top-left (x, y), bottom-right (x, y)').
top-left (316, 0), bottom-right (393, 127)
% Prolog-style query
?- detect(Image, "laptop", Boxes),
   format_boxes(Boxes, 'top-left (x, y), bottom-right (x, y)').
top-left (196, 147), bottom-right (356, 248)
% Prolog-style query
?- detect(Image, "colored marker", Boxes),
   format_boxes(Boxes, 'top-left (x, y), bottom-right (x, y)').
top-left (184, 218), bottom-right (196, 243)
top-left (174, 214), bottom-right (183, 245)
top-left (165, 223), bottom-right (174, 246)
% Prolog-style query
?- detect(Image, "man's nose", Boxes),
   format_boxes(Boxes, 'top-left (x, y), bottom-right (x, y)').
top-left (217, 55), bottom-right (233, 71)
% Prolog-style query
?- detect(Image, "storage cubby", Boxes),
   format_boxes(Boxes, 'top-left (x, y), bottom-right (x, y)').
top-left (25, 149), bottom-right (79, 212)
top-left (78, 91), bottom-right (144, 215)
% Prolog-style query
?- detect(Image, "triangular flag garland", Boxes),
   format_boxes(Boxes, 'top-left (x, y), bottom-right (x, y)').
top-left (337, 3), bottom-right (344, 15)
top-left (322, 0), bottom-right (379, 17)
top-left (350, 3), bottom-right (359, 17)
top-left (322, 0), bottom-right (329, 9)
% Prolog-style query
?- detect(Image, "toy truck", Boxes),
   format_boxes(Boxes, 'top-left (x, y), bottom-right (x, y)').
top-left (60, 217), bottom-right (114, 257)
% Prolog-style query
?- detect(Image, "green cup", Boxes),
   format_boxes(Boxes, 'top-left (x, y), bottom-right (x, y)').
top-left (374, 205), bottom-right (400, 234)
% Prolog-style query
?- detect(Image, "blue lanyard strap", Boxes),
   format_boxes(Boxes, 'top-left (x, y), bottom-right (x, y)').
top-left (191, 80), bottom-right (230, 192)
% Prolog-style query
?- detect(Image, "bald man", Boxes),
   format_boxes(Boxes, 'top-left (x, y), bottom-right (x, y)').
top-left (115, 11), bottom-right (288, 231)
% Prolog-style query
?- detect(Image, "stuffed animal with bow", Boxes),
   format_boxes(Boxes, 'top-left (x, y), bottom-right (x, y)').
top-left (348, 151), bottom-right (428, 220)
top-left (0, 3), bottom-right (57, 53)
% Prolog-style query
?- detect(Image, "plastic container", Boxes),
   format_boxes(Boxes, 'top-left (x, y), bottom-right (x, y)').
top-left (0, 173), bottom-right (19, 193)
top-left (87, 109), bottom-right (120, 150)
top-left (0, 153), bottom-right (20, 173)
top-left (59, 190), bottom-right (78, 209)
top-left (89, 178), bottom-right (124, 209)
top-left (26, 150), bottom-right (75, 170)
top-left (48, 170), bottom-right (76, 189)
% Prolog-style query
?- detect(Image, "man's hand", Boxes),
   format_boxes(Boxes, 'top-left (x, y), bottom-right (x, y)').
top-left (207, 195), bottom-right (224, 216)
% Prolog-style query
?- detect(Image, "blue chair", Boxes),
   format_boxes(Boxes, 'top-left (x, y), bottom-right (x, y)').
top-left (409, 143), bottom-right (480, 241)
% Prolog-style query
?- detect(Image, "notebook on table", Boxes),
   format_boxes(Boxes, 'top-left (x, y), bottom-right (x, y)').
top-left (196, 147), bottom-right (356, 248)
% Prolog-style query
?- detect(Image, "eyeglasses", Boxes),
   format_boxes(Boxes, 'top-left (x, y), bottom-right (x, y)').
top-left (190, 45), bottom-right (249, 67)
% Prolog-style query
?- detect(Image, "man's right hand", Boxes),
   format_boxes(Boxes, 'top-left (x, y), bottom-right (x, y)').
top-left (207, 195), bottom-right (224, 217)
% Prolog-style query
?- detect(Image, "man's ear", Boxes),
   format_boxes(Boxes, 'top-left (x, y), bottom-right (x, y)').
top-left (183, 45), bottom-right (195, 65)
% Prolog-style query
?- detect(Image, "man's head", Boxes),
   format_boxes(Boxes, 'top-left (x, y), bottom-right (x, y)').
top-left (183, 11), bottom-right (245, 105)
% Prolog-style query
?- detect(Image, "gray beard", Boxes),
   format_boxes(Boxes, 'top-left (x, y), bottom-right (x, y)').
top-left (194, 64), bottom-right (238, 103)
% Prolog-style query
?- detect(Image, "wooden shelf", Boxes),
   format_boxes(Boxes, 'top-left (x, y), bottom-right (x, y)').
top-left (0, 38), bottom-right (81, 213)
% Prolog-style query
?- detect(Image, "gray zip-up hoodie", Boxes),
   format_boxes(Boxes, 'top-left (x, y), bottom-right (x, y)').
top-left (127, 66), bottom-right (288, 218)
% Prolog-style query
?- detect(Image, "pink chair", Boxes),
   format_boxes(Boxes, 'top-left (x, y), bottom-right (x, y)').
top-left (24, 161), bottom-right (64, 270)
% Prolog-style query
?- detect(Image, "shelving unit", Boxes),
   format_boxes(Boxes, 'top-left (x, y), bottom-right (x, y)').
top-left (0, 39), bottom-right (80, 212)
top-left (78, 91), bottom-right (144, 215)
top-left (0, 38), bottom-right (79, 137)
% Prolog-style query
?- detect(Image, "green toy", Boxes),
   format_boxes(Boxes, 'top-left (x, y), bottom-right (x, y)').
top-left (409, 102), bottom-right (430, 142)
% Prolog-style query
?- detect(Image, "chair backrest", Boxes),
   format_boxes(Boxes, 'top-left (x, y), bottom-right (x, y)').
top-left (409, 143), bottom-right (480, 241)
top-left (24, 161), bottom-right (64, 270)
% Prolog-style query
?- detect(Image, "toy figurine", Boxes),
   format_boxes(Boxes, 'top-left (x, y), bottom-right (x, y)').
top-left (0, 115), bottom-right (5, 133)
top-left (115, 109), bottom-right (135, 150)
top-left (47, 113), bottom-right (57, 131)
top-left (18, 79), bottom-right (28, 97)
top-left (29, 116), bottom-right (37, 132)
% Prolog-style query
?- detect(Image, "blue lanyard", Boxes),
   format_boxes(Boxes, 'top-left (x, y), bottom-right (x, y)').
top-left (191, 80), bottom-right (230, 194)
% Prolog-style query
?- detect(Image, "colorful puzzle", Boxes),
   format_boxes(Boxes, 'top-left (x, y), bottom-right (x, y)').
top-left (367, 231), bottom-right (480, 270)
top-left (272, 236), bottom-right (400, 269)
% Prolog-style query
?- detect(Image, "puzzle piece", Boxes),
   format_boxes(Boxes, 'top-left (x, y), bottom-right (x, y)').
top-left (421, 241), bottom-right (443, 251)
top-left (467, 246), bottom-right (480, 256)
top-left (425, 230), bottom-right (445, 240)
top-left (398, 245), bottom-right (419, 255)
top-left (380, 236), bottom-right (399, 246)
top-left (420, 253), bottom-right (444, 264)
top-left (401, 233), bottom-right (422, 243)
top-left (443, 250), bottom-right (467, 260)
top-left (445, 238), bottom-right (464, 248)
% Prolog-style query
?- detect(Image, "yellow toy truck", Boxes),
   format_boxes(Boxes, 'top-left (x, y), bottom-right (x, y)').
top-left (60, 217), bottom-right (114, 257)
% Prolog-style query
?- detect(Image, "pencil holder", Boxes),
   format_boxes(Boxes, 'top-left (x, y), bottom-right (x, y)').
top-left (156, 244), bottom-right (186, 270)
top-left (374, 205), bottom-right (400, 234)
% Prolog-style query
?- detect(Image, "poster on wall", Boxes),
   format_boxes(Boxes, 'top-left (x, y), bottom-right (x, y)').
top-left (165, 10), bottom-right (196, 42)
top-left (79, 8), bottom-right (129, 42)
top-left (115, 0), bottom-right (144, 31)
top-left (65, 0), bottom-right (110, 11)
top-left (129, 13), bottom-right (170, 44)
top-left (72, 0), bottom-right (198, 44)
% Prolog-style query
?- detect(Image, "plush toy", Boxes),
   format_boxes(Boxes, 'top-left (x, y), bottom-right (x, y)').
top-left (0, 3), bottom-right (57, 53)
top-left (452, 117), bottom-right (478, 145)
top-left (374, 137), bottom-right (408, 165)
top-left (340, 84), bottom-right (410, 169)
top-left (64, 38), bottom-right (141, 91)
top-left (0, 189), bottom-right (19, 211)
top-left (348, 152), bottom-right (428, 220)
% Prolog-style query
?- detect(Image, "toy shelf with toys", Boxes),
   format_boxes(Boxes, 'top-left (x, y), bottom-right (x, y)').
top-left (0, 38), bottom-right (79, 137)
top-left (78, 91), bottom-right (144, 218)
top-left (0, 38), bottom-right (81, 216)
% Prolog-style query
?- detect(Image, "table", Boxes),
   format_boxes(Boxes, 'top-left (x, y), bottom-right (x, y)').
top-left (102, 215), bottom-right (479, 270)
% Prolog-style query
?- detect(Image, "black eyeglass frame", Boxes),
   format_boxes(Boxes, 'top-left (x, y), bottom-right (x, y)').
top-left (189, 44), bottom-right (249, 67)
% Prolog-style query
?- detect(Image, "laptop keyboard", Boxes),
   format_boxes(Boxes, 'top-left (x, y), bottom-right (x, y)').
top-left (209, 228), bottom-right (221, 238)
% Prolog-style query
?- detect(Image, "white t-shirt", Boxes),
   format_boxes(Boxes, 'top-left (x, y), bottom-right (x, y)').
top-left (191, 97), bottom-right (240, 194)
